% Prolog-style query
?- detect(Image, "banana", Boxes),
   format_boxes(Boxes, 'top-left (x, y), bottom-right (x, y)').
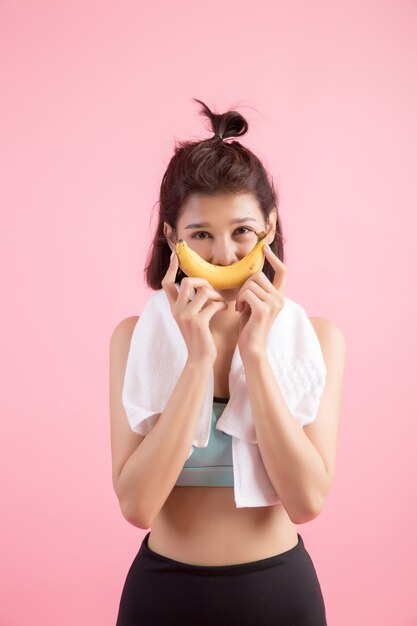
top-left (175, 230), bottom-right (268, 289)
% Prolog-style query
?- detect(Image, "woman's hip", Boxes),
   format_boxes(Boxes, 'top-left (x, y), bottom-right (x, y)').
top-left (116, 531), bottom-right (327, 626)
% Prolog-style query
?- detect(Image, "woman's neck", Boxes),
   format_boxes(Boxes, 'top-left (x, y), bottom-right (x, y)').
top-left (209, 300), bottom-right (241, 336)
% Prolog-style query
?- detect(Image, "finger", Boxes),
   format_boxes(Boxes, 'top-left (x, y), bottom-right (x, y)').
top-left (161, 250), bottom-right (180, 307)
top-left (240, 290), bottom-right (260, 317)
top-left (235, 282), bottom-right (268, 312)
top-left (245, 272), bottom-right (275, 293)
top-left (199, 299), bottom-right (228, 322)
top-left (263, 246), bottom-right (287, 290)
top-left (189, 287), bottom-right (227, 312)
top-left (237, 272), bottom-right (275, 303)
top-left (177, 277), bottom-right (222, 308)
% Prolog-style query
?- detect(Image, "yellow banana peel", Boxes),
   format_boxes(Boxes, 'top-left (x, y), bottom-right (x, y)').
top-left (175, 230), bottom-right (268, 289)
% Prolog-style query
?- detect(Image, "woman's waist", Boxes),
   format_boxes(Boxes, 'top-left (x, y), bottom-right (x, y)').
top-left (149, 490), bottom-right (297, 566)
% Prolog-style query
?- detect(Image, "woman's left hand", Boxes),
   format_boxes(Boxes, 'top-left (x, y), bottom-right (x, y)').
top-left (235, 245), bottom-right (287, 357)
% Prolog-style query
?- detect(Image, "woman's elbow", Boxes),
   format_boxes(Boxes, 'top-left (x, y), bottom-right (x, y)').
top-left (290, 496), bottom-right (325, 525)
top-left (119, 499), bottom-right (151, 530)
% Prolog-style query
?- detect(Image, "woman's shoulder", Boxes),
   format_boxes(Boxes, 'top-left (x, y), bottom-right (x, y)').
top-left (308, 316), bottom-right (346, 356)
top-left (308, 316), bottom-right (344, 335)
top-left (110, 316), bottom-right (140, 347)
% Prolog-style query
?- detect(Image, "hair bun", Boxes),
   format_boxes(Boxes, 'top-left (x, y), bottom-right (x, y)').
top-left (193, 98), bottom-right (248, 141)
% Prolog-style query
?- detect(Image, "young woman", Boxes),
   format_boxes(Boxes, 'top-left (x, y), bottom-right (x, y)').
top-left (110, 99), bottom-right (346, 625)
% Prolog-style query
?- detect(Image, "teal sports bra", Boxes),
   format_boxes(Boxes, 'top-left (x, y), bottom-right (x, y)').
top-left (175, 397), bottom-right (234, 487)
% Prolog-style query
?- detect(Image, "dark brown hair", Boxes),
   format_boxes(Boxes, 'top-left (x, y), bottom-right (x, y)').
top-left (144, 98), bottom-right (286, 289)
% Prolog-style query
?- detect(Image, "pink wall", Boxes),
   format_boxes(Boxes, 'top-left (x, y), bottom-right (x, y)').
top-left (1, 0), bottom-right (416, 624)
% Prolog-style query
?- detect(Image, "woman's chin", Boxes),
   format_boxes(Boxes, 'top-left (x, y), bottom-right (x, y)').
top-left (216, 287), bottom-right (239, 299)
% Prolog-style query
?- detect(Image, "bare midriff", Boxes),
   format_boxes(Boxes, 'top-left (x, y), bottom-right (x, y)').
top-left (148, 486), bottom-right (299, 566)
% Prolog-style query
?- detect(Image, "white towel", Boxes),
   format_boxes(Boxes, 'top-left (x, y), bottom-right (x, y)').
top-left (122, 283), bottom-right (327, 508)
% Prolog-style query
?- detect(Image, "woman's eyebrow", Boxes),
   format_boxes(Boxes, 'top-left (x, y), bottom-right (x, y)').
top-left (185, 217), bottom-right (257, 229)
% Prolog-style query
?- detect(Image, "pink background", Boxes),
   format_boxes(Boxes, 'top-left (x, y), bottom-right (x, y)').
top-left (1, 1), bottom-right (416, 624)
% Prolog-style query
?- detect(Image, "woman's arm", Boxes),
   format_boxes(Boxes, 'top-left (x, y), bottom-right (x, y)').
top-left (110, 318), bottom-right (213, 529)
top-left (240, 317), bottom-right (346, 524)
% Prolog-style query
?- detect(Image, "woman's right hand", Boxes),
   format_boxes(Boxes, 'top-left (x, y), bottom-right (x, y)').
top-left (161, 251), bottom-right (228, 365)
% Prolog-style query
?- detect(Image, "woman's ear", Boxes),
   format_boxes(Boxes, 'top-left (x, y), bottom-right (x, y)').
top-left (265, 208), bottom-right (277, 245)
top-left (163, 222), bottom-right (177, 252)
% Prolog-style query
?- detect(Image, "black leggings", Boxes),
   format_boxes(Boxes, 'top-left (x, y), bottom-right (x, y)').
top-left (116, 531), bottom-right (327, 625)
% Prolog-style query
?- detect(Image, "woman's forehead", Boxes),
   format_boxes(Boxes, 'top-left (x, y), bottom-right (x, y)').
top-left (178, 193), bottom-right (262, 224)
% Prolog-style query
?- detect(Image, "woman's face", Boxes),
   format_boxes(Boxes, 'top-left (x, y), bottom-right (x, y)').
top-left (164, 192), bottom-right (275, 281)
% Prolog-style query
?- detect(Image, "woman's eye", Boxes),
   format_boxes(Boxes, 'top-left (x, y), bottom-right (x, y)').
top-left (191, 227), bottom-right (252, 239)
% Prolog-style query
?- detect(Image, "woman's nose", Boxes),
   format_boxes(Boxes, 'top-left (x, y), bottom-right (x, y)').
top-left (210, 241), bottom-right (238, 266)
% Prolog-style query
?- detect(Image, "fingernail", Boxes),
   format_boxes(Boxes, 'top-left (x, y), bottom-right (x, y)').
top-left (170, 251), bottom-right (175, 260)
top-left (264, 244), bottom-right (270, 251)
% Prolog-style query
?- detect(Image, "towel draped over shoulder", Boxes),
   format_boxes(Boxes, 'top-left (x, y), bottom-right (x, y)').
top-left (122, 284), bottom-right (327, 508)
